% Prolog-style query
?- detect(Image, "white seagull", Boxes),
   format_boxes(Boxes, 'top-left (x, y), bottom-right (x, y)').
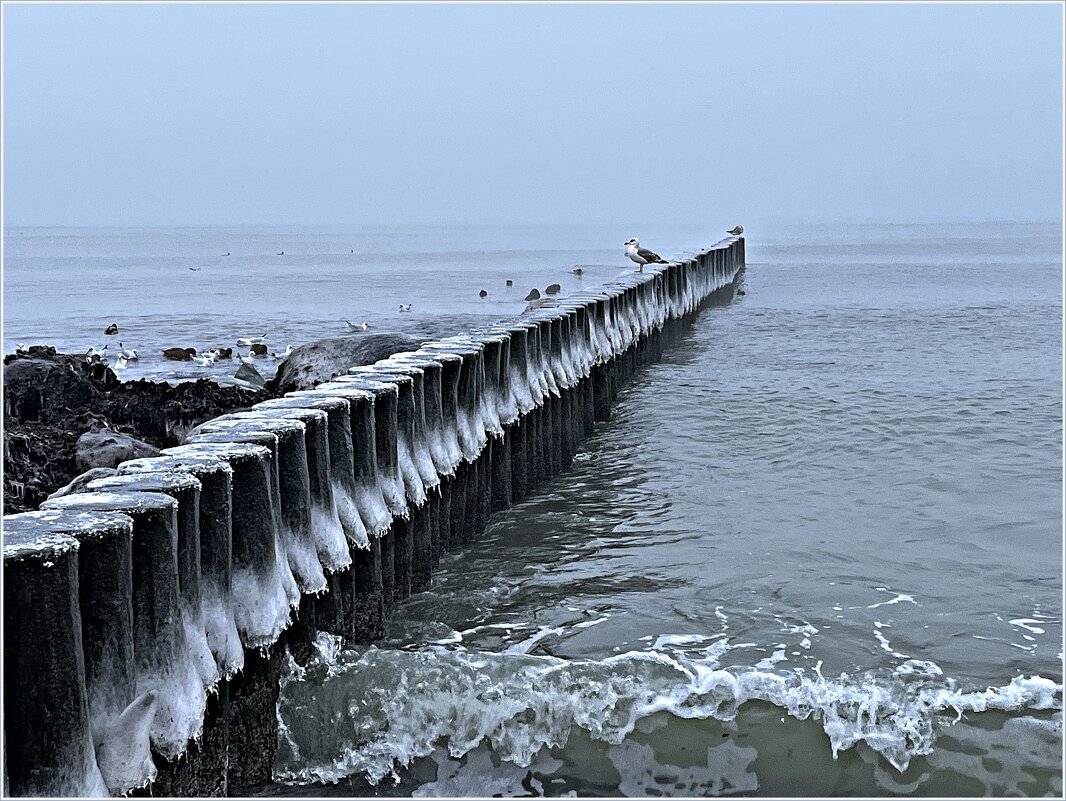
top-left (398, 304), bottom-right (412, 313)
top-left (272, 345), bottom-right (294, 359)
top-left (624, 238), bottom-right (668, 273)
top-left (118, 343), bottom-right (139, 361)
top-left (236, 335), bottom-right (266, 346)
top-left (344, 320), bottom-right (370, 331)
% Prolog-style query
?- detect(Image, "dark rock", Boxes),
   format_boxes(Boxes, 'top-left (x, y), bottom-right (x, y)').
top-left (75, 429), bottom-right (160, 471)
top-left (46, 467), bottom-right (118, 501)
top-left (233, 363), bottom-right (267, 389)
top-left (3, 350), bottom-right (267, 513)
top-left (269, 332), bottom-right (421, 394)
top-left (545, 283), bottom-right (561, 295)
top-left (506, 279), bottom-right (513, 287)
top-left (524, 288), bottom-right (541, 301)
top-left (479, 289), bottom-right (488, 298)
top-left (249, 343), bottom-right (267, 357)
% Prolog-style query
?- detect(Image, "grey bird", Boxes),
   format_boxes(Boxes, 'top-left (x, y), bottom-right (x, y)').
top-left (624, 238), bottom-right (667, 273)
top-left (727, 225), bottom-right (744, 236)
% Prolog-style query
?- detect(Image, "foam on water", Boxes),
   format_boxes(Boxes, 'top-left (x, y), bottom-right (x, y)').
top-left (275, 633), bottom-right (1062, 787)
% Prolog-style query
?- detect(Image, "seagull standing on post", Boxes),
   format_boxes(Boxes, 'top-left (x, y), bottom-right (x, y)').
top-left (624, 238), bottom-right (668, 273)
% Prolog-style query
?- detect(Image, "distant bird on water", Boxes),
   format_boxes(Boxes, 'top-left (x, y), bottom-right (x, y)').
top-left (727, 225), bottom-right (744, 236)
top-left (104, 323), bottom-right (119, 336)
top-left (345, 320), bottom-right (370, 332)
top-left (118, 343), bottom-right (139, 361)
top-left (276, 251), bottom-right (285, 256)
top-left (398, 304), bottom-right (412, 313)
top-left (236, 335), bottom-right (266, 346)
top-left (163, 347), bottom-right (196, 361)
top-left (222, 252), bottom-right (231, 257)
top-left (624, 238), bottom-right (667, 273)
top-left (272, 345), bottom-right (294, 359)
top-left (188, 267), bottom-right (201, 272)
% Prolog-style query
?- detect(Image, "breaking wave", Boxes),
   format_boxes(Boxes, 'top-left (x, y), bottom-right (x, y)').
top-left (274, 633), bottom-right (1061, 787)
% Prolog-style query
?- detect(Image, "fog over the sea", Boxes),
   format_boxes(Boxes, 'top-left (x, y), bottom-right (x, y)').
top-left (2, 3), bottom-right (1062, 228)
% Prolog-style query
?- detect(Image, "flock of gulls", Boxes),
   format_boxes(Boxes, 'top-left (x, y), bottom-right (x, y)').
top-left (30, 226), bottom-right (744, 376)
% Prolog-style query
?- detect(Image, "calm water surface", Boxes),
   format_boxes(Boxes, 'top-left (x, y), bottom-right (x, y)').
top-left (4, 222), bottom-right (1062, 796)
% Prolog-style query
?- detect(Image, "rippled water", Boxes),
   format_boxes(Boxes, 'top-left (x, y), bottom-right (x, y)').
top-left (268, 222), bottom-right (1062, 797)
top-left (5, 222), bottom-right (1062, 795)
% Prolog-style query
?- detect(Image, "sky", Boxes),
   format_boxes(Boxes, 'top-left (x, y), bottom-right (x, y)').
top-left (2, 2), bottom-right (1062, 228)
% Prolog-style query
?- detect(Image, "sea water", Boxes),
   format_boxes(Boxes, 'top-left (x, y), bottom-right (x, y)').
top-left (4, 221), bottom-right (1061, 796)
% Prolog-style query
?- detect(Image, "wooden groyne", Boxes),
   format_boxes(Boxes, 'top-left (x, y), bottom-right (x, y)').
top-left (2, 236), bottom-right (745, 797)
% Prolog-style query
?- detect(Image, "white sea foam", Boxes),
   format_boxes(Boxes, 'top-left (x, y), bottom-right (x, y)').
top-left (275, 635), bottom-right (1063, 786)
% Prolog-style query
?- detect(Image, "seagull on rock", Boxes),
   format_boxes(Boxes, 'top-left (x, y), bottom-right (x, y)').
top-left (624, 238), bottom-right (667, 273)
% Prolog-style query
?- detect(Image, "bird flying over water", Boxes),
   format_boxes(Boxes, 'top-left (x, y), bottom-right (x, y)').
top-left (727, 225), bottom-right (744, 235)
top-left (624, 238), bottom-right (667, 273)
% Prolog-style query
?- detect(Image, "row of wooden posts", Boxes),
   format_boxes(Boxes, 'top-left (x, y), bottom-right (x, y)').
top-left (2, 236), bottom-right (745, 797)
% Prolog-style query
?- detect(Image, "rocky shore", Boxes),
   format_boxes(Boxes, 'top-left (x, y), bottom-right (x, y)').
top-left (3, 333), bottom-right (427, 514)
top-left (3, 347), bottom-right (268, 514)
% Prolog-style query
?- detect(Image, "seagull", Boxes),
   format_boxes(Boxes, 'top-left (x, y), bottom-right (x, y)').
top-left (727, 225), bottom-right (744, 236)
top-left (276, 251), bottom-right (285, 256)
top-left (188, 267), bottom-right (201, 272)
top-left (345, 320), bottom-right (370, 331)
top-left (624, 238), bottom-right (668, 273)
top-left (272, 345), bottom-right (294, 358)
top-left (87, 345), bottom-right (109, 358)
top-left (193, 353), bottom-right (217, 366)
top-left (114, 354), bottom-right (129, 370)
top-left (398, 304), bottom-right (412, 312)
top-left (15, 343), bottom-right (27, 354)
top-left (222, 252), bottom-right (231, 257)
top-left (236, 335), bottom-right (266, 346)
top-left (118, 343), bottom-right (139, 361)
top-left (572, 268), bottom-right (584, 276)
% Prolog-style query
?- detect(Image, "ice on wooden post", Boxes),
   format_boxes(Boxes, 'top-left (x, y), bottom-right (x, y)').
top-left (41, 491), bottom-right (206, 763)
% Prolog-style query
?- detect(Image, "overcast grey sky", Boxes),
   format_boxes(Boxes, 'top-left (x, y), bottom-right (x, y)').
top-left (2, 2), bottom-right (1062, 227)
